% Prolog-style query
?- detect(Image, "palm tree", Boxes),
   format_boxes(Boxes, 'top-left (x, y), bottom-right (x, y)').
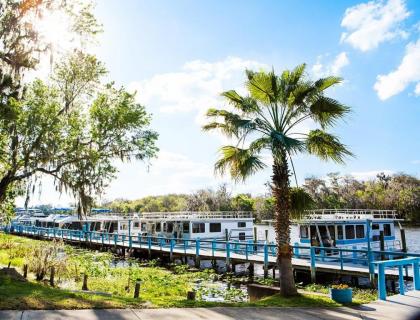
top-left (203, 64), bottom-right (353, 296)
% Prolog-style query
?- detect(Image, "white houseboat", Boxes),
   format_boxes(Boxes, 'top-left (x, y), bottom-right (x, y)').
top-left (12, 211), bottom-right (255, 242)
top-left (137, 211), bottom-right (254, 241)
top-left (296, 209), bottom-right (403, 251)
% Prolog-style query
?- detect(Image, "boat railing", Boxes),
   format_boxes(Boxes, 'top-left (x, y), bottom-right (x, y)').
top-left (299, 209), bottom-right (399, 221)
top-left (138, 211), bottom-right (253, 220)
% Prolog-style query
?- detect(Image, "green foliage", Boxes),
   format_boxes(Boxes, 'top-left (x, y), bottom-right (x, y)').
top-left (304, 172), bottom-right (420, 223)
top-left (203, 64), bottom-right (352, 182)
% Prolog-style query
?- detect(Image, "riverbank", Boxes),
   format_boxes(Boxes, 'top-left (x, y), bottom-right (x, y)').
top-left (0, 233), bottom-right (377, 309)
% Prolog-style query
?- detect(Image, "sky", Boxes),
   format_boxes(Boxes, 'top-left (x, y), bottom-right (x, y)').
top-left (18, 0), bottom-right (420, 207)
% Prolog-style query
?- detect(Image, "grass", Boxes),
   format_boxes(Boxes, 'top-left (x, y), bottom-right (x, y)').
top-left (0, 232), bottom-right (366, 309)
top-left (303, 283), bottom-right (378, 304)
top-left (0, 275), bottom-right (143, 310)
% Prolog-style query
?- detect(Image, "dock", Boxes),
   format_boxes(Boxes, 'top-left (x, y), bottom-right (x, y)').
top-left (5, 225), bottom-right (420, 284)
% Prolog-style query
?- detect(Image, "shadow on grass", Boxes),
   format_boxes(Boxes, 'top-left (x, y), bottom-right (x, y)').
top-left (0, 276), bottom-right (144, 310)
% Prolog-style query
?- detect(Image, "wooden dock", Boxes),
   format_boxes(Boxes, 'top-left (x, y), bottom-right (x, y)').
top-left (6, 224), bottom-right (420, 284)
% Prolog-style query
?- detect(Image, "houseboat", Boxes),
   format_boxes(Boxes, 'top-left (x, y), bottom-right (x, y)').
top-left (11, 210), bottom-right (255, 242)
top-left (137, 211), bottom-right (254, 241)
top-left (296, 209), bottom-right (403, 251)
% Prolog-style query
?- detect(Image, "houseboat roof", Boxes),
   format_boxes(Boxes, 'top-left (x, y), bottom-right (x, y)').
top-left (138, 211), bottom-right (253, 221)
top-left (297, 209), bottom-right (401, 222)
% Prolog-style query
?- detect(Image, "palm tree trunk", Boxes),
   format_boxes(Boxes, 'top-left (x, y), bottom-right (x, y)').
top-left (272, 156), bottom-right (297, 296)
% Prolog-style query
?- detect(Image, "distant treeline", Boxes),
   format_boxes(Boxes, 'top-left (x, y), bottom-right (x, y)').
top-left (103, 172), bottom-right (420, 224)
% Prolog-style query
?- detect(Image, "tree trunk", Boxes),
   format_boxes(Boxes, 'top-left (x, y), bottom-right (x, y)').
top-left (0, 172), bottom-right (14, 203)
top-left (272, 156), bottom-right (297, 296)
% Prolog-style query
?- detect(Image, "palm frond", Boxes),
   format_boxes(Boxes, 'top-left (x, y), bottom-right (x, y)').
top-left (203, 108), bottom-right (254, 137)
top-left (309, 96), bottom-right (350, 128)
top-left (246, 70), bottom-right (277, 104)
top-left (306, 129), bottom-right (353, 164)
top-left (270, 130), bottom-right (305, 154)
top-left (314, 76), bottom-right (342, 91)
top-left (215, 146), bottom-right (266, 181)
top-left (220, 90), bottom-right (260, 113)
top-left (249, 137), bottom-right (271, 153)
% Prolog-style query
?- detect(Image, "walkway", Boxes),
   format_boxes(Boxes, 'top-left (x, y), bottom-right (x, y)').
top-left (1, 291), bottom-right (419, 320)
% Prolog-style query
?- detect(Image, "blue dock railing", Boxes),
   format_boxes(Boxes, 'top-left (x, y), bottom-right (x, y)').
top-left (3, 224), bottom-right (420, 291)
top-left (374, 257), bottom-right (420, 300)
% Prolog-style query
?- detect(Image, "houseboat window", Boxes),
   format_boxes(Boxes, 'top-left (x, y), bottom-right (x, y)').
top-left (141, 223), bottom-right (146, 231)
top-left (121, 224), bottom-right (127, 230)
top-left (384, 224), bottom-right (391, 236)
top-left (300, 226), bottom-right (309, 238)
top-left (337, 226), bottom-right (343, 239)
top-left (210, 223), bottom-right (221, 233)
top-left (345, 225), bottom-right (355, 239)
top-left (238, 222), bottom-right (246, 228)
top-left (134, 222), bottom-right (140, 228)
top-left (156, 223), bottom-right (161, 232)
top-left (167, 222), bottom-right (174, 233)
top-left (328, 225), bottom-right (335, 239)
top-left (239, 232), bottom-right (246, 241)
top-left (356, 225), bottom-right (365, 239)
top-left (192, 223), bottom-right (205, 233)
top-left (372, 224), bottom-right (379, 230)
top-left (183, 222), bottom-right (190, 233)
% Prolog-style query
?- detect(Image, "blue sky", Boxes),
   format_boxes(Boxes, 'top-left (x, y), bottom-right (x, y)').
top-left (21, 0), bottom-right (420, 206)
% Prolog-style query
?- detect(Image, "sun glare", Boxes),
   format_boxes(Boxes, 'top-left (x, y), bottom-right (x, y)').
top-left (36, 10), bottom-right (76, 53)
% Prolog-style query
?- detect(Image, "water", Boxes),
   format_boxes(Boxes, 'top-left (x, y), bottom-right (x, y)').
top-left (255, 224), bottom-right (420, 253)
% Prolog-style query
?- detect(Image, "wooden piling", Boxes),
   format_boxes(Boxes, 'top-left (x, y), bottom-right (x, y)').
top-left (49, 266), bottom-right (55, 287)
top-left (23, 264), bottom-right (28, 278)
top-left (187, 290), bottom-right (196, 300)
top-left (82, 274), bottom-right (88, 291)
top-left (379, 231), bottom-right (385, 260)
top-left (400, 228), bottom-right (407, 252)
top-left (133, 279), bottom-right (141, 298)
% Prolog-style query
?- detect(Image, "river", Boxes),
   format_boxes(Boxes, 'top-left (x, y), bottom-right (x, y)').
top-left (255, 224), bottom-right (420, 253)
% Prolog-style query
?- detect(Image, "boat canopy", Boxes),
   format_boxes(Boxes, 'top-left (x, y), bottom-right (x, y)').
top-left (297, 209), bottom-right (401, 222)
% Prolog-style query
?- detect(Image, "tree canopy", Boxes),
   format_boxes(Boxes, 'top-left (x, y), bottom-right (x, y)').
top-left (0, 1), bottom-right (158, 218)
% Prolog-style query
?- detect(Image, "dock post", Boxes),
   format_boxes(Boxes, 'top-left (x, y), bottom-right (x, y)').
top-left (134, 279), bottom-right (141, 298)
top-left (272, 265), bottom-right (276, 279)
top-left (352, 245), bottom-right (358, 264)
top-left (263, 242), bottom-right (268, 279)
top-left (225, 241), bottom-right (231, 272)
top-left (398, 265), bottom-right (405, 295)
top-left (400, 228), bottom-right (407, 253)
top-left (147, 235), bottom-right (152, 259)
top-left (195, 238), bottom-right (201, 268)
top-left (248, 262), bottom-right (254, 281)
top-left (368, 250), bottom-right (375, 287)
top-left (379, 231), bottom-right (385, 260)
top-left (170, 239), bottom-right (175, 262)
top-left (378, 264), bottom-right (386, 300)
top-left (49, 266), bottom-right (55, 287)
top-left (310, 247), bottom-right (316, 283)
top-left (293, 242), bottom-right (300, 258)
top-left (413, 260), bottom-right (420, 290)
top-left (253, 227), bottom-right (257, 252)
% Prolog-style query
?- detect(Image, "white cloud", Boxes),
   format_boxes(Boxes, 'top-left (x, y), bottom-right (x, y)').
top-left (415, 82), bottom-right (420, 96)
top-left (340, 0), bottom-right (410, 52)
top-left (312, 52), bottom-right (350, 78)
top-left (129, 57), bottom-right (267, 115)
top-left (374, 39), bottom-right (420, 100)
top-left (350, 169), bottom-right (394, 180)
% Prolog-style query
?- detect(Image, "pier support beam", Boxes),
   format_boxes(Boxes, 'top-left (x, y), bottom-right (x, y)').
top-left (248, 262), bottom-right (254, 281)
